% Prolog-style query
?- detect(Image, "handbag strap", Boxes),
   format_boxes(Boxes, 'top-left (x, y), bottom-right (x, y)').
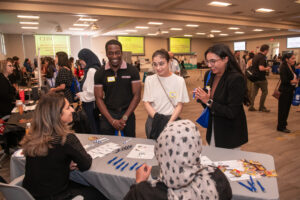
top-left (275, 79), bottom-right (281, 90)
top-left (205, 71), bottom-right (212, 87)
top-left (156, 75), bottom-right (176, 108)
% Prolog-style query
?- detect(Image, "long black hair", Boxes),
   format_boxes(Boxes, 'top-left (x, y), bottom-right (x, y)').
top-left (56, 51), bottom-right (70, 69)
top-left (205, 44), bottom-right (250, 106)
top-left (281, 52), bottom-right (294, 64)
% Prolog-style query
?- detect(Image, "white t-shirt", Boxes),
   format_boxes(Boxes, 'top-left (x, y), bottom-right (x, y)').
top-left (143, 74), bottom-right (189, 115)
top-left (169, 59), bottom-right (181, 73)
top-left (77, 68), bottom-right (97, 102)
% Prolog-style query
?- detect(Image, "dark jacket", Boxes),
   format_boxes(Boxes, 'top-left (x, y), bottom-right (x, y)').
top-left (203, 69), bottom-right (248, 148)
top-left (149, 113), bottom-right (170, 140)
top-left (0, 73), bottom-right (16, 117)
top-left (279, 63), bottom-right (296, 93)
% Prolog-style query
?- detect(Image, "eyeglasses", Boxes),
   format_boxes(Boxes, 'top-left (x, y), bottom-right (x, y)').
top-left (107, 51), bottom-right (122, 56)
top-left (152, 61), bottom-right (166, 67)
top-left (205, 58), bottom-right (222, 65)
top-left (7, 64), bottom-right (13, 67)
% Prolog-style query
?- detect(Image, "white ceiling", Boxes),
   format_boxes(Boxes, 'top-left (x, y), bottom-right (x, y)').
top-left (0, 0), bottom-right (299, 41)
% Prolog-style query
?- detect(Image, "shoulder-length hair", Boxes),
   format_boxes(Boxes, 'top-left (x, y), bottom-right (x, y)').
top-left (56, 51), bottom-right (70, 69)
top-left (20, 93), bottom-right (73, 157)
top-left (0, 60), bottom-right (11, 74)
top-left (205, 44), bottom-right (250, 106)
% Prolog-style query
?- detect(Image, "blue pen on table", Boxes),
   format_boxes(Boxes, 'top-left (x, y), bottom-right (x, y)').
top-left (136, 163), bottom-right (143, 170)
top-left (116, 161), bottom-right (125, 169)
top-left (249, 176), bottom-right (257, 192)
top-left (130, 162), bottom-right (138, 171)
top-left (247, 180), bottom-right (257, 192)
top-left (113, 158), bottom-right (123, 166)
top-left (107, 156), bottom-right (118, 164)
top-left (256, 180), bottom-right (265, 192)
top-left (238, 181), bottom-right (253, 192)
top-left (121, 163), bottom-right (129, 171)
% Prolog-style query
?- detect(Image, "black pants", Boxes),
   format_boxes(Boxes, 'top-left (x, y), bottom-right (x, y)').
top-left (38, 181), bottom-right (107, 200)
top-left (82, 102), bottom-right (100, 134)
top-left (100, 110), bottom-right (136, 137)
top-left (277, 90), bottom-right (294, 129)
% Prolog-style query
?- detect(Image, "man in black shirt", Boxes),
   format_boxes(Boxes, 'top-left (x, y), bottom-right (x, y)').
top-left (249, 44), bottom-right (271, 112)
top-left (94, 40), bottom-right (141, 137)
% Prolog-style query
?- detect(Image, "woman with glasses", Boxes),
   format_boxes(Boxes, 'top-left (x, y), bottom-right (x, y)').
top-left (0, 59), bottom-right (17, 117)
top-left (195, 44), bottom-right (249, 149)
top-left (143, 49), bottom-right (189, 138)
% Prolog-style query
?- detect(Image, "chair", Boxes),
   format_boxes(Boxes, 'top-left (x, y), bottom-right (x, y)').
top-left (0, 175), bottom-right (83, 200)
top-left (0, 115), bottom-right (11, 168)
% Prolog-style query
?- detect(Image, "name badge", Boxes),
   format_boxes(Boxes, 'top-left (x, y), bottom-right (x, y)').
top-left (169, 92), bottom-right (176, 98)
top-left (107, 76), bottom-right (116, 82)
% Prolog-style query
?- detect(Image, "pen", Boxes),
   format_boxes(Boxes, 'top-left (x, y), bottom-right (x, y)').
top-left (247, 180), bottom-right (257, 192)
top-left (136, 163), bottom-right (143, 170)
top-left (238, 181), bottom-right (253, 192)
top-left (116, 161), bottom-right (125, 169)
top-left (256, 180), bottom-right (265, 192)
top-left (107, 156), bottom-right (118, 164)
top-left (250, 176), bottom-right (257, 192)
top-left (113, 158), bottom-right (123, 166)
top-left (130, 162), bottom-right (138, 171)
top-left (121, 163), bottom-right (129, 171)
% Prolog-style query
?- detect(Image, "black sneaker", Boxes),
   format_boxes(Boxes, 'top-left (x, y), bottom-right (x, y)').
top-left (259, 107), bottom-right (270, 112)
top-left (248, 107), bottom-right (256, 111)
top-left (277, 128), bottom-right (291, 133)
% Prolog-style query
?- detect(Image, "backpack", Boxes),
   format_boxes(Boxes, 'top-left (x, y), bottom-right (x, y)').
top-left (246, 66), bottom-right (259, 82)
top-left (70, 76), bottom-right (81, 101)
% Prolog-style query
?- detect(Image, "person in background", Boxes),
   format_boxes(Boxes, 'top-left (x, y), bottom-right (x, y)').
top-left (50, 52), bottom-right (74, 103)
top-left (102, 58), bottom-right (106, 67)
top-left (24, 58), bottom-right (33, 73)
top-left (69, 57), bottom-right (75, 75)
top-left (0, 60), bottom-right (17, 117)
top-left (33, 58), bottom-right (38, 69)
top-left (277, 53), bottom-right (298, 133)
top-left (124, 120), bottom-right (232, 200)
top-left (94, 39), bottom-right (141, 137)
top-left (134, 60), bottom-right (141, 72)
top-left (143, 49), bottom-right (189, 138)
top-left (195, 44), bottom-right (249, 149)
top-left (168, 52), bottom-right (180, 75)
top-left (248, 44), bottom-right (271, 112)
top-left (44, 57), bottom-right (57, 88)
top-left (76, 48), bottom-right (101, 134)
top-left (8, 56), bottom-right (22, 85)
top-left (20, 93), bottom-right (107, 200)
top-left (74, 60), bottom-right (84, 80)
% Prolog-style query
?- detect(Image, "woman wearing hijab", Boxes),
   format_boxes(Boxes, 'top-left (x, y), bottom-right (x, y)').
top-left (124, 120), bottom-right (232, 200)
top-left (76, 48), bottom-right (101, 134)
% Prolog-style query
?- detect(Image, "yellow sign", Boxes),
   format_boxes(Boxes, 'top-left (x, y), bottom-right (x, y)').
top-left (169, 37), bottom-right (191, 54)
top-left (118, 36), bottom-right (144, 55)
top-left (35, 35), bottom-right (70, 56)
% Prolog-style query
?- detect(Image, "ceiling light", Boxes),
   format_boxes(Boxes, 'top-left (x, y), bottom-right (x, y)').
top-left (117, 32), bottom-right (129, 35)
top-left (184, 35), bottom-right (193, 37)
top-left (219, 33), bottom-right (229, 36)
top-left (73, 23), bottom-right (90, 27)
top-left (69, 28), bottom-right (84, 31)
top-left (211, 30), bottom-right (221, 33)
top-left (208, 1), bottom-right (232, 7)
top-left (170, 28), bottom-right (182, 31)
top-left (186, 24), bottom-right (199, 27)
top-left (147, 33), bottom-right (158, 36)
top-left (125, 30), bottom-right (138, 32)
top-left (79, 18), bottom-right (98, 22)
top-left (196, 32), bottom-right (206, 35)
top-left (135, 26), bottom-right (149, 29)
top-left (148, 22), bottom-right (163, 25)
top-left (21, 27), bottom-right (38, 29)
top-left (19, 22), bottom-right (39, 25)
top-left (208, 34), bottom-right (215, 38)
top-left (228, 27), bottom-right (239, 30)
top-left (253, 29), bottom-right (263, 31)
top-left (235, 31), bottom-right (245, 34)
top-left (17, 15), bottom-right (39, 19)
top-left (256, 8), bottom-right (274, 13)
top-left (161, 31), bottom-right (169, 34)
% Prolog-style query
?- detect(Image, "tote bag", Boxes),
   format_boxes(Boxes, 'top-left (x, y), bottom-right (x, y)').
top-left (196, 71), bottom-right (211, 128)
top-left (292, 86), bottom-right (300, 106)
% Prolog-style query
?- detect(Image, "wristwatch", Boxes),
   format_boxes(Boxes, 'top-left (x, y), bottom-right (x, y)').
top-left (122, 115), bottom-right (128, 121)
top-left (206, 99), bottom-right (213, 107)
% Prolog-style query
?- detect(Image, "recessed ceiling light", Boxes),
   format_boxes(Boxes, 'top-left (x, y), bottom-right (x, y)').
top-left (253, 29), bottom-right (263, 31)
top-left (186, 24), bottom-right (199, 27)
top-left (147, 33), bottom-right (158, 36)
top-left (69, 28), bottom-right (84, 31)
top-left (235, 31), bottom-right (245, 34)
top-left (73, 24), bottom-right (90, 27)
top-left (170, 28), bottom-right (182, 31)
top-left (184, 35), bottom-right (193, 37)
top-left (135, 26), bottom-right (149, 29)
top-left (228, 27), bottom-right (239, 30)
top-left (19, 22), bottom-right (39, 25)
top-left (148, 22), bottom-right (163, 25)
top-left (161, 31), bottom-right (169, 34)
top-left (17, 15), bottom-right (39, 19)
top-left (21, 27), bottom-right (38, 29)
top-left (125, 30), bottom-right (138, 32)
top-left (79, 18), bottom-right (98, 22)
top-left (219, 33), bottom-right (229, 36)
top-left (211, 30), bottom-right (221, 33)
top-left (196, 32), bottom-right (206, 35)
top-left (256, 8), bottom-right (274, 13)
top-left (208, 1), bottom-right (232, 7)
